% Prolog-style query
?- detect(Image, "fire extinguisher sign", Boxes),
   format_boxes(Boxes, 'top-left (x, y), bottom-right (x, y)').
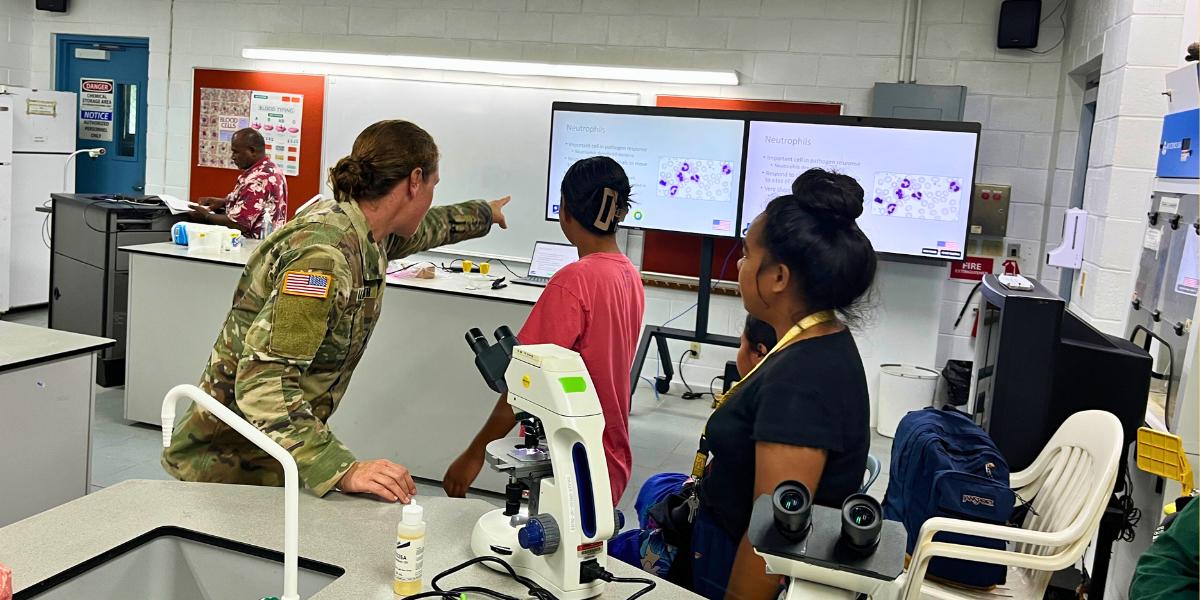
top-left (949, 256), bottom-right (994, 281)
top-left (79, 78), bottom-right (115, 142)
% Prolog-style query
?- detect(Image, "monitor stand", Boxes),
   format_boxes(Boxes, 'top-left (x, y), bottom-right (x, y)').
top-left (629, 236), bottom-right (740, 403)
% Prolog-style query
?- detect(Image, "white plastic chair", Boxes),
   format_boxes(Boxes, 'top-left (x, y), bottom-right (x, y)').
top-left (895, 410), bottom-right (1125, 600)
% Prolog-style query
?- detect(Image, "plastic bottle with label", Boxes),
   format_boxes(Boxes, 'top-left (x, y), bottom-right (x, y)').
top-left (393, 501), bottom-right (426, 596)
top-left (261, 201), bottom-right (275, 239)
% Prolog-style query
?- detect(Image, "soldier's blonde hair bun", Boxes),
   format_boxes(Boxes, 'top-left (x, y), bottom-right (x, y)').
top-left (329, 120), bottom-right (440, 203)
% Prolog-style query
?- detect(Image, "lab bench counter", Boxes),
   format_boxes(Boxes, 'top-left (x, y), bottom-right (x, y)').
top-left (0, 321), bottom-right (113, 373)
top-left (121, 242), bottom-right (543, 493)
top-left (0, 479), bottom-right (695, 599)
top-left (0, 322), bottom-right (113, 527)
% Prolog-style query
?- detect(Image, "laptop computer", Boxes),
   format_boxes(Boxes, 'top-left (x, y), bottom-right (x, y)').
top-left (512, 241), bottom-right (579, 287)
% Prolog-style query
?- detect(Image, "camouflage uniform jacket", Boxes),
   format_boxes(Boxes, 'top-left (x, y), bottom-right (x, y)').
top-left (162, 197), bottom-right (493, 496)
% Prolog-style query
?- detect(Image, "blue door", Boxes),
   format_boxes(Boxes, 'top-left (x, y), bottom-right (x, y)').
top-left (55, 35), bottom-right (149, 195)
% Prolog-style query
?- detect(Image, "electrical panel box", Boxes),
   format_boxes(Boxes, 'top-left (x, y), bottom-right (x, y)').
top-left (871, 83), bottom-right (967, 121)
top-left (969, 183), bottom-right (1011, 238)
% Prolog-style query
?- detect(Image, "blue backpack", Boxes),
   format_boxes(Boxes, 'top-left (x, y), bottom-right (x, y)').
top-left (882, 407), bottom-right (1015, 589)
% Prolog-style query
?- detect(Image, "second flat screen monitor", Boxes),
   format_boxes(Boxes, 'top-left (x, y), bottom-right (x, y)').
top-left (741, 120), bottom-right (978, 259)
top-left (547, 108), bottom-right (745, 238)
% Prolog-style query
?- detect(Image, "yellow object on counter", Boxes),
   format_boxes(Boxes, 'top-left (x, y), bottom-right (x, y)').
top-left (479, 262), bottom-right (490, 276)
top-left (461, 259), bottom-right (473, 274)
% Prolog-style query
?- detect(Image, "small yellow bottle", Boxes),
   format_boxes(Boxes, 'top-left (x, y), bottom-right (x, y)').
top-left (393, 501), bottom-right (426, 596)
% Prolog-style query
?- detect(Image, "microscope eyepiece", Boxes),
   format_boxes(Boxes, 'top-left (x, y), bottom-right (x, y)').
top-left (839, 493), bottom-right (883, 554)
top-left (771, 480), bottom-right (813, 542)
top-left (494, 325), bottom-right (519, 358)
top-left (466, 328), bottom-right (489, 355)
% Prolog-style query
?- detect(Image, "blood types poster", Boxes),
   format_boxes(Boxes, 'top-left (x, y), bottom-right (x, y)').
top-left (249, 91), bottom-right (303, 176)
top-left (197, 87), bottom-right (303, 176)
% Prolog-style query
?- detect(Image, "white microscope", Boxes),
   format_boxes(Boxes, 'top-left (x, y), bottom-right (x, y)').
top-left (464, 327), bottom-right (617, 600)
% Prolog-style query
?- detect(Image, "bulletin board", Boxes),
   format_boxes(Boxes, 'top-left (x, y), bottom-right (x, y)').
top-left (641, 96), bottom-right (842, 281)
top-left (190, 69), bottom-right (325, 219)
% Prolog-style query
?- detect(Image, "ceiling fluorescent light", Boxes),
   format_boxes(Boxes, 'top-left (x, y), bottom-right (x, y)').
top-left (242, 48), bottom-right (738, 86)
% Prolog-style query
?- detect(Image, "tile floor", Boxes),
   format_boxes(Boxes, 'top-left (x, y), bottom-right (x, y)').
top-left (3, 307), bottom-right (895, 519)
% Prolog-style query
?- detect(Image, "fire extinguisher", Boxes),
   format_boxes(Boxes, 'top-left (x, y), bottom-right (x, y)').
top-left (959, 261), bottom-right (1018, 337)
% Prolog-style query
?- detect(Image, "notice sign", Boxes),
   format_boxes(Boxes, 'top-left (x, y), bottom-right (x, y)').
top-left (249, 91), bottom-right (302, 177)
top-left (950, 256), bottom-right (994, 281)
top-left (79, 78), bottom-right (114, 142)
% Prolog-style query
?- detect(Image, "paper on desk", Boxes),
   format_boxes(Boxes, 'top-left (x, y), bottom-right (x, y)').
top-left (158, 194), bottom-right (198, 215)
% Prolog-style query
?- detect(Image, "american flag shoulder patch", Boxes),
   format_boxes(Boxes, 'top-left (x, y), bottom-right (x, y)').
top-left (281, 270), bottom-right (333, 299)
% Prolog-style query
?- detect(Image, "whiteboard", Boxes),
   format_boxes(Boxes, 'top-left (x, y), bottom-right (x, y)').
top-left (323, 76), bottom-right (638, 261)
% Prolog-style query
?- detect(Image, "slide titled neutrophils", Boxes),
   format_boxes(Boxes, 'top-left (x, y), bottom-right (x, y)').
top-left (657, 157), bottom-right (735, 202)
top-left (870, 173), bottom-right (963, 222)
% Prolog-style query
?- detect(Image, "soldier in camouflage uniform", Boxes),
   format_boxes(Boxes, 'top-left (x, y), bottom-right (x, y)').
top-left (162, 120), bottom-right (510, 501)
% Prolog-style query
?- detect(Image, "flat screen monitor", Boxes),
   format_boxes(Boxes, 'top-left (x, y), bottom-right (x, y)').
top-left (547, 103), bottom-right (746, 238)
top-left (742, 117), bottom-right (980, 260)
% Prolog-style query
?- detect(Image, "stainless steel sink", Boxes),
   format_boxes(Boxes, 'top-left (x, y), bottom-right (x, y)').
top-left (16, 527), bottom-right (343, 599)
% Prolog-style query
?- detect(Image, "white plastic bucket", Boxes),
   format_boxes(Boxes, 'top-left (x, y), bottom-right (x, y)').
top-left (876, 364), bottom-right (939, 438)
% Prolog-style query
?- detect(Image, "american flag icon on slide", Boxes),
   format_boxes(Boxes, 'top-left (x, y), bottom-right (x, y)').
top-left (282, 271), bottom-right (331, 298)
top-left (937, 240), bottom-right (961, 251)
top-left (712, 219), bottom-right (732, 232)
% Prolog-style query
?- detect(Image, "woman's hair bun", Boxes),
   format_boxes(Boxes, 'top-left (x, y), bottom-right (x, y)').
top-left (760, 167), bottom-right (878, 324)
top-left (789, 168), bottom-right (864, 228)
top-left (331, 156), bottom-right (375, 198)
top-left (328, 120), bottom-right (439, 203)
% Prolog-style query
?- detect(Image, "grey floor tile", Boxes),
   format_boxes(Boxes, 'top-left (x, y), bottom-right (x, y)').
top-left (91, 420), bottom-right (140, 450)
top-left (108, 459), bottom-right (173, 483)
top-left (91, 457), bottom-right (146, 488)
top-left (88, 485), bottom-right (105, 494)
top-left (1, 307), bottom-right (48, 327)
top-left (93, 387), bottom-right (127, 423)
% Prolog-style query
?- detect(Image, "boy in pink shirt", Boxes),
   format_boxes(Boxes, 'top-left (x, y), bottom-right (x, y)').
top-left (444, 156), bottom-right (645, 503)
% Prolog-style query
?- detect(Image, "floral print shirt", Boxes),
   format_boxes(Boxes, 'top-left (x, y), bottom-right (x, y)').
top-left (225, 157), bottom-right (288, 238)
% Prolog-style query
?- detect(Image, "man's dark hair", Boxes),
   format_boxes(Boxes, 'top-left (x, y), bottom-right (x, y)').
top-left (233, 128), bottom-right (265, 152)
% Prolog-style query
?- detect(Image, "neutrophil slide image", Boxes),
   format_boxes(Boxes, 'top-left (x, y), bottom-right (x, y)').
top-left (742, 120), bottom-right (977, 259)
top-left (871, 173), bottom-right (965, 222)
top-left (548, 109), bottom-right (745, 237)
top-left (657, 157), bottom-right (736, 202)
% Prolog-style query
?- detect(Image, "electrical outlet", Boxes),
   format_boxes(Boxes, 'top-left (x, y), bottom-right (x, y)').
top-left (689, 342), bottom-right (701, 359)
top-left (1005, 242), bottom-right (1021, 258)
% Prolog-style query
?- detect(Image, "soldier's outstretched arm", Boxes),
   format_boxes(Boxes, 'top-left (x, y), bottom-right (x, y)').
top-left (234, 243), bottom-right (358, 497)
top-left (384, 197), bottom-right (508, 260)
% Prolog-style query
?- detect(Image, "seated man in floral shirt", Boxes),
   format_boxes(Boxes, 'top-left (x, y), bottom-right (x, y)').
top-left (190, 128), bottom-right (288, 238)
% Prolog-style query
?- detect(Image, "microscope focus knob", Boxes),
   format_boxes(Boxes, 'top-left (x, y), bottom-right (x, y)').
top-left (518, 515), bottom-right (560, 556)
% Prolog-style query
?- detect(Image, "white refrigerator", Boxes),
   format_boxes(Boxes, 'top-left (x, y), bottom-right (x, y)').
top-left (0, 87), bottom-right (77, 313)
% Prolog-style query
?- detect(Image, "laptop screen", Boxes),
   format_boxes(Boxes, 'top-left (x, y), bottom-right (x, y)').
top-left (527, 242), bottom-right (578, 279)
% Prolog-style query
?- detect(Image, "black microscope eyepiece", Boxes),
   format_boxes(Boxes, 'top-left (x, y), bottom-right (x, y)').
top-left (771, 480), bottom-right (813, 542)
top-left (466, 328), bottom-right (489, 355)
top-left (839, 493), bottom-right (883, 555)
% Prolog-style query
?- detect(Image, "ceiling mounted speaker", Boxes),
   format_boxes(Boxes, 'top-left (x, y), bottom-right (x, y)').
top-left (36, 0), bottom-right (68, 12)
top-left (997, 0), bottom-right (1041, 49)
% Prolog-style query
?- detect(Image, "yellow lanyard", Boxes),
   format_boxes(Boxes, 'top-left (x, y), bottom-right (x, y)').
top-left (690, 310), bottom-right (837, 478)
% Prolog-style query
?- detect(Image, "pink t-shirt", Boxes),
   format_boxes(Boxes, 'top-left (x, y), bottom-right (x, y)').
top-left (518, 252), bottom-right (645, 504)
